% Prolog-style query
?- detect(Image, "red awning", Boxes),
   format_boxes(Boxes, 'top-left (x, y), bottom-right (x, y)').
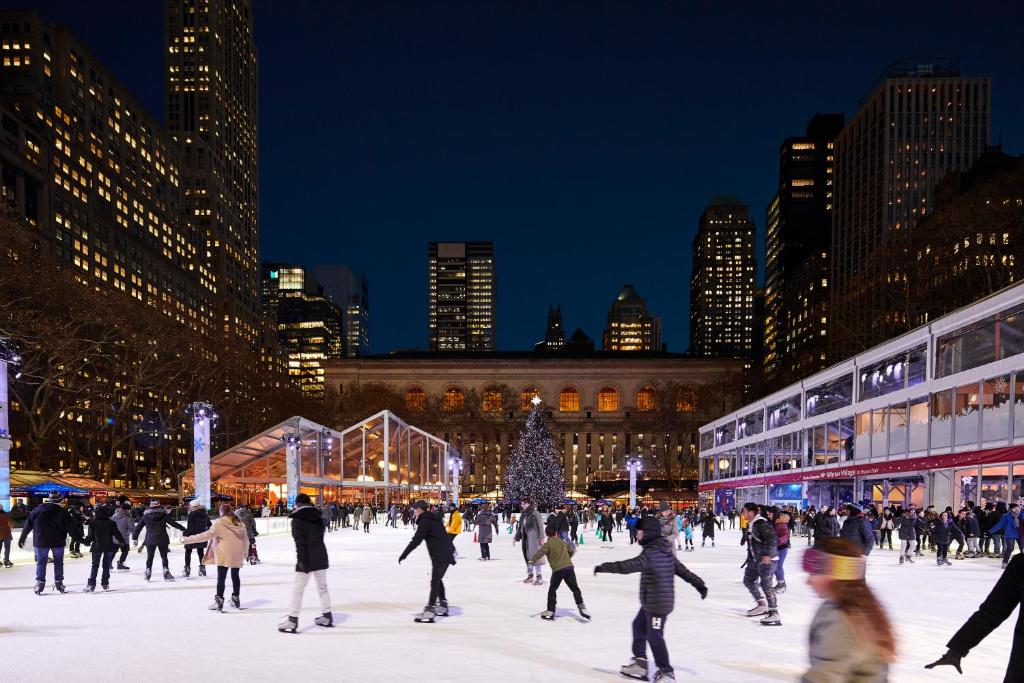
top-left (698, 445), bottom-right (1024, 492)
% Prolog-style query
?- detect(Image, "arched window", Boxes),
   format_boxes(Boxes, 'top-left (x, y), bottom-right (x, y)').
top-left (598, 386), bottom-right (619, 412)
top-left (443, 387), bottom-right (465, 412)
top-left (405, 387), bottom-right (426, 412)
top-left (636, 386), bottom-right (656, 411)
top-left (482, 387), bottom-right (504, 413)
top-left (676, 386), bottom-right (698, 413)
top-left (520, 386), bottom-right (540, 411)
top-left (559, 387), bottom-right (580, 412)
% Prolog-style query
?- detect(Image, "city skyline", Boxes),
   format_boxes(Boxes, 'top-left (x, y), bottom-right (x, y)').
top-left (14, 1), bottom-right (1024, 354)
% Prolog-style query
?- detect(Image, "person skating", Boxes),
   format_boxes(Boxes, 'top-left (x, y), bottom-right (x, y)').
top-left (988, 502), bottom-right (1023, 569)
top-left (17, 492), bottom-right (74, 594)
top-left (80, 503), bottom-right (126, 592)
top-left (740, 502), bottom-right (780, 625)
top-left (515, 498), bottom-right (547, 585)
top-left (895, 508), bottom-right (918, 565)
top-left (930, 510), bottom-right (964, 567)
top-left (773, 508), bottom-right (791, 594)
top-left (699, 510), bottom-right (718, 547)
top-left (235, 505), bottom-right (260, 564)
top-left (446, 505), bottom-right (463, 558)
top-left (360, 502), bottom-right (373, 533)
top-left (878, 508), bottom-right (895, 550)
top-left (0, 504), bottom-right (12, 567)
top-left (568, 505), bottom-right (579, 544)
top-left (600, 506), bottom-right (616, 545)
top-left (531, 526), bottom-right (589, 620)
top-left (474, 503), bottom-right (499, 560)
top-left (132, 500), bottom-right (186, 581)
top-left (658, 502), bottom-right (680, 553)
top-left (398, 500), bottom-right (456, 623)
top-left (67, 503), bottom-right (86, 559)
top-left (839, 503), bottom-right (875, 557)
top-left (278, 494), bottom-right (333, 633)
top-left (594, 516), bottom-right (707, 683)
top-left (183, 499), bottom-right (212, 578)
top-left (626, 509), bottom-right (639, 544)
top-left (802, 538), bottom-right (894, 682)
top-left (111, 502), bottom-right (134, 571)
top-left (181, 504), bottom-right (249, 612)
top-left (682, 518), bottom-right (694, 552)
top-left (958, 508), bottom-right (982, 559)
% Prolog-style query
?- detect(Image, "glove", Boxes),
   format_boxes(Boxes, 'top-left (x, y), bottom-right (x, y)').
top-left (924, 650), bottom-right (963, 674)
top-left (18, 540), bottom-right (24, 549)
top-left (698, 585), bottom-right (708, 600)
top-left (398, 557), bottom-right (404, 564)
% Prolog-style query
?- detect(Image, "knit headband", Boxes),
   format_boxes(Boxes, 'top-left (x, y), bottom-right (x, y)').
top-left (802, 548), bottom-right (866, 581)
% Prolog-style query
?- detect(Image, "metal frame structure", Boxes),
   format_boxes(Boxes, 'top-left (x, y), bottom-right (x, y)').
top-left (185, 411), bottom-right (453, 508)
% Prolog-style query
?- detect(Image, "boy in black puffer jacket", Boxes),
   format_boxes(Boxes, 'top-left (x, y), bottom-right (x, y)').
top-left (594, 515), bottom-right (707, 683)
top-left (81, 503), bottom-right (125, 591)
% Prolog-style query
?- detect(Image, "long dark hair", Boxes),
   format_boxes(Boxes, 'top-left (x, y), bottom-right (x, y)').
top-left (817, 538), bottom-right (896, 663)
top-left (219, 504), bottom-right (241, 525)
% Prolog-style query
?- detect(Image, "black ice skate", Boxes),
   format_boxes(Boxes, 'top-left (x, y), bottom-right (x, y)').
top-left (540, 610), bottom-right (555, 620)
top-left (144, 568), bottom-right (152, 581)
top-left (84, 582), bottom-right (95, 593)
top-left (117, 561), bottom-right (130, 571)
top-left (230, 594), bottom-right (241, 610)
top-left (54, 580), bottom-right (66, 593)
top-left (101, 583), bottom-right (110, 591)
top-left (653, 669), bottom-right (676, 683)
top-left (3, 560), bottom-right (13, 568)
top-left (163, 568), bottom-right (175, 582)
top-left (278, 616), bottom-right (298, 633)
top-left (760, 610), bottom-right (782, 626)
top-left (183, 565), bottom-right (191, 578)
top-left (314, 612), bottom-right (333, 627)
top-left (434, 599), bottom-right (448, 616)
top-left (34, 581), bottom-right (45, 595)
top-left (209, 595), bottom-right (224, 612)
top-left (198, 564), bottom-right (207, 577)
top-left (578, 603), bottom-right (591, 620)
top-left (620, 656), bottom-right (649, 680)
top-left (414, 606), bottom-right (436, 623)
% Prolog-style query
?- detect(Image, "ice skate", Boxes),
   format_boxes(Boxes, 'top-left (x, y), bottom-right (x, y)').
top-left (774, 581), bottom-right (787, 594)
top-left (144, 568), bottom-right (152, 581)
top-left (183, 565), bottom-right (191, 578)
top-left (209, 595), bottom-right (224, 612)
top-left (522, 574), bottom-right (534, 584)
top-left (540, 610), bottom-right (555, 620)
top-left (101, 583), bottom-right (110, 591)
top-left (3, 560), bottom-right (13, 568)
top-left (34, 581), bottom-right (45, 595)
top-left (905, 555), bottom-right (914, 564)
top-left (899, 555), bottom-right (904, 565)
top-left (414, 606), bottom-right (436, 623)
top-left (653, 670), bottom-right (676, 683)
top-left (760, 610), bottom-right (782, 626)
top-left (746, 599), bottom-right (767, 617)
top-left (578, 603), bottom-right (591, 620)
top-left (955, 552), bottom-right (965, 560)
top-left (83, 582), bottom-right (95, 593)
top-left (117, 562), bottom-right (130, 571)
top-left (198, 564), bottom-right (207, 577)
top-left (54, 580), bottom-right (66, 593)
top-left (434, 599), bottom-right (448, 616)
top-left (278, 615), bottom-right (298, 633)
top-left (943, 559), bottom-right (953, 566)
top-left (936, 557), bottom-right (943, 566)
top-left (533, 575), bottom-right (544, 586)
top-left (230, 594), bottom-right (241, 610)
top-left (314, 612), bottom-right (333, 627)
top-left (620, 656), bottom-right (648, 680)
top-left (163, 568), bottom-right (175, 582)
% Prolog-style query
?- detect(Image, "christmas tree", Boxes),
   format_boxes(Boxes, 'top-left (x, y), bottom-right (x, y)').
top-left (504, 398), bottom-right (565, 509)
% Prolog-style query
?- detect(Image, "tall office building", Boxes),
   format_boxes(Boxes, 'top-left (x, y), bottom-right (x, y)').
top-left (315, 265), bottom-right (370, 357)
top-left (261, 263), bottom-right (343, 396)
top-left (830, 59), bottom-right (989, 360)
top-left (428, 241), bottom-right (496, 351)
top-left (535, 304), bottom-right (565, 351)
top-left (690, 196), bottom-right (757, 360)
top-left (602, 285), bottom-right (662, 351)
top-left (763, 114), bottom-right (844, 388)
top-left (0, 11), bottom-right (208, 332)
top-left (166, 0), bottom-right (259, 347)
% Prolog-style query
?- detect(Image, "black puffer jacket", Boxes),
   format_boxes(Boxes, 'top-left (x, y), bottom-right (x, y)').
top-left (290, 505), bottom-right (329, 573)
top-left (929, 518), bottom-right (965, 546)
top-left (184, 507), bottom-right (212, 546)
top-left (18, 502), bottom-right (72, 549)
top-left (746, 516), bottom-right (778, 561)
top-left (83, 506), bottom-right (126, 553)
top-left (399, 510), bottom-right (455, 565)
top-left (840, 514), bottom-right (875, 555)
top-left (132, 508), bottom-right (186, 547)
top-left (595, 517), bottom-right (706, 615)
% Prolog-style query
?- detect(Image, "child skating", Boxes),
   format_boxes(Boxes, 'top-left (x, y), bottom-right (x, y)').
top-left (530, 527), bottom-right (589, 621)
top-left (682, 518), bottom-right (694, 552)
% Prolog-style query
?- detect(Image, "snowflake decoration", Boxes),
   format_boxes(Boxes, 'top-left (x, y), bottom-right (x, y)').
top-left (193, 436), bottom-right (206, 453)
top-left (993, 377), bottom-right (1009, 394)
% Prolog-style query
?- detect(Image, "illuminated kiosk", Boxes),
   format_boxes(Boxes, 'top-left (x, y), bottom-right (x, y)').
top-left (184, 411), bottom-right (453, 509)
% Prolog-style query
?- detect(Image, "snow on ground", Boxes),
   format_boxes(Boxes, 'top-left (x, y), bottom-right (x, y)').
top-left (0, 524), bottom-right (1015, 682)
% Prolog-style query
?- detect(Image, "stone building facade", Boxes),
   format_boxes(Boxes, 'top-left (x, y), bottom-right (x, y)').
top-left (325, 352), bottom-right (744, 497)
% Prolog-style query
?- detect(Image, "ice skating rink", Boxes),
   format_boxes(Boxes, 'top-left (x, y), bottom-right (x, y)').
top-left (0, 524), bottom-right (1013, 682)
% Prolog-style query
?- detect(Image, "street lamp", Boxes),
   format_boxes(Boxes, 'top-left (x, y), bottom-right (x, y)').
top-left (188, 401), bottom-right (218, 509)
top-left (448, 453), bottom-right (464, 507)
top-left (626, 455), bottom-right (642, 509)
top-left (0, 339), bottom-right (21, 510)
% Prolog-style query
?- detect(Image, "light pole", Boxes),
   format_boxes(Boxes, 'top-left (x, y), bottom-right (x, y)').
top-left (626, 455), bottom-right (642, 509)
top-left (189, 401), bottom-right (217, 509)
top-left (283, 432), bottom-right (300, 510)
top-left (448, 453), bottom-right (463, 507)
top-left (0, 340), bottom-right (21, 510)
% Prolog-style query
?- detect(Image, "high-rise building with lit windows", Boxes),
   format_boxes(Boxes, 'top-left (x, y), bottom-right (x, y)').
top-left (0, 11), bottom-right (209, 332)
top-left (314, 265), bottom-right (370, 357)
top-left (763, 114), bottom-right (844, 388)
top-left (602, 285), bottom-right (662, 351)
top-left (428, 241), bottom-right (495, 351)
top-left (690, 196), bottom-right (756, 360)
top-left (830, 59), bottom-right (989, 361)
top-left (166, 0), bottom-right (259, 347)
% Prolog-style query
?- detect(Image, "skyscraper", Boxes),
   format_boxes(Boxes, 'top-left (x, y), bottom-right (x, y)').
top-left (261, 264), bottom-right (343, 396)
top-left (690, 196), bottom-right (757, 360)
top-left (535, 304), bottom-right (565, 351)
top-left (314, 265), bottom-right (370, 357)
top-left (830, 59), bottom-right (990, 360)
top-left (602, 285), bottom-right (662, 351)
top-left (428, 241), bottom-right (495, 351)
top-left (166, 0), bottom-right (259, 347)
top-left (763, 114), bottom-right (844, 387)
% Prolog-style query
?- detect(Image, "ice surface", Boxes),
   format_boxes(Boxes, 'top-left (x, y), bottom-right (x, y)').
top-left (0, 524), bottom-right (1014, 682)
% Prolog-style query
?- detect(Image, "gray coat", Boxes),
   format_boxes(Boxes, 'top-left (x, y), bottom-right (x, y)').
top-left (475, 510), bottom-right (499, 544)
top-left (660, 514), bottom-right (679, 543)
top-left (802, 600), bottom-right (889, 683)
top-left (111, 508), bottom-right (134, 547)
top-left (515, 507), bottom-right (547, 565)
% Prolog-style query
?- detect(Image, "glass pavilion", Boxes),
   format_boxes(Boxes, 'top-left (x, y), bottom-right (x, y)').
top-left (184, 411), bottom-right (453, 508)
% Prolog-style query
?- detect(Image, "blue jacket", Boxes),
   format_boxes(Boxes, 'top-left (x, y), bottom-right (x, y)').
top-left (989, 512), bottom-right (1022, 540)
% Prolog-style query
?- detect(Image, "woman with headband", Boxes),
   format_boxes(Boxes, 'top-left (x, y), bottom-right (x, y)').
top-left (802, 538), bottom-right (894, 682)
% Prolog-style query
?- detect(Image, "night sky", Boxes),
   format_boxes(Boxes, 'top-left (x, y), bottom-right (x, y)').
top-left (12, 1), bottom-right (1024, 353)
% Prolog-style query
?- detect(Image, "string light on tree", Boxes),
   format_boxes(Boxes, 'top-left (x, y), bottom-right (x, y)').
top-left (504, 396), bottom-right (565, 509)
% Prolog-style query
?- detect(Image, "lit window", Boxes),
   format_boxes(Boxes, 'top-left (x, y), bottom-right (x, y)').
top-left (520, 386), bottom-right (540, 411)
top-left (560, 387), bottom-right (581, 412)
top-left (405, 387), bottom-right (426, 412)
top-left (482, 387), bottom-right (504, 413)
top-left (676, 386), bottom-right (698, 413)
top-left (598, 387), bottom-right (619, 412)
top-left (443, 387), bottom-right (465, 412)
top-left (636, 386), bottom-right (656, 411)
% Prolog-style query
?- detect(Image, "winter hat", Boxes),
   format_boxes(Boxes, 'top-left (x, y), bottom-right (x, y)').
top-left (802, 541), bottom-right (867, 581)
top-left (45, 492), bottom-right (64, 504)
top-left (412, 499), bottom-right (429, 511)
top-left (658, 501), bottom-right (672, 513)
top-left (638, 516), bottom-right (662, 538)
top-left (189, 499), bottom-right (203, 508)
top-left (149, 500), bottom-right (161, 509)
top-left (846, 503), bottom-right (863, 514)
top-left (295, 493), bottom-right (312, 506)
